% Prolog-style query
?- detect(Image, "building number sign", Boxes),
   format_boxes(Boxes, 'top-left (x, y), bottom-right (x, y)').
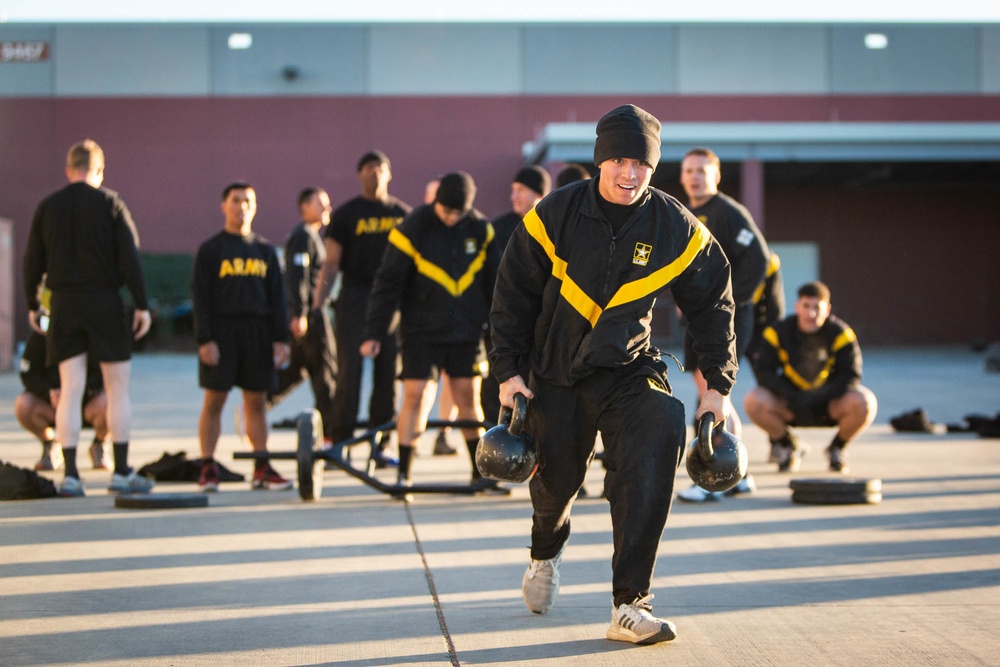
top-left (1, 42), bottom-right (50, 63)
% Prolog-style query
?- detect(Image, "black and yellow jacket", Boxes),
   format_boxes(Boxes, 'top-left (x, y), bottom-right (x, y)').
top-left (688, 191), bottom-right (768, 307)
top-left (490, 178), bottom-right (738, 393)
top-left (362, 204), bottom-right (498, 347)
top-left (755, 313), bottom-right (862, 406)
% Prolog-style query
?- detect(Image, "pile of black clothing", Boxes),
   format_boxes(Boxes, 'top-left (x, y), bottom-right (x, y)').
top-left (138, 452), bottom-right (245, 482)
top-left (889, 408), bottom-right (935, 433)
top-left (0, 460), bottom-right (58, 500)
top-left (890, 408), bottom-right (1000, 438)
top-left (946, 413), bottom-right (1000, 438)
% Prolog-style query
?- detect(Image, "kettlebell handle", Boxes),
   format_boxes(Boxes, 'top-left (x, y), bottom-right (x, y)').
top-left (496, 392), bottom-right (529, 436)
top-left (510, 393), bottom-right (528, 436)
top-left (697, 413), bottom-right (716, 461)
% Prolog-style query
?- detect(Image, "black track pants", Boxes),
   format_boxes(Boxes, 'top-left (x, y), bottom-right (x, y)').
top-left (526, 358), bottom-right (685, 607)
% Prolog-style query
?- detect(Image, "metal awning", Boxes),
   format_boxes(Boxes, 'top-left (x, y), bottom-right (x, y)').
top-left (523, 122), bottom-right (1000, 164)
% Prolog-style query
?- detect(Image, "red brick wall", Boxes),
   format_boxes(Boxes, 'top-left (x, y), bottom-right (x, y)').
top-left (3, 94), bottom-right (999, 345)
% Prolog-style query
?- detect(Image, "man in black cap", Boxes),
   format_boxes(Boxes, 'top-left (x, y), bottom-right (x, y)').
top-left (555, 163), bottom-right (591, 189)
top-left (492, 165), bottom-right (551, 251)
top-left (479, 165), bottom-right (553, 425)
top-left (490, 104), bottom-right (737, 643)
top-left (361, 172), bottom-right (502, 496)
top-left (315, 150), bottom-right (411, 468)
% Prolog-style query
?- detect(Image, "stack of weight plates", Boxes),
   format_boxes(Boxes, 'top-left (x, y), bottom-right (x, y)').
top-left (790, 477), bottom-right (882, 505)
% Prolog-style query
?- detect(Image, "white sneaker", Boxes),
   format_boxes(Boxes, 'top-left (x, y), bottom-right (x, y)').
top-left (108, 470), bottom-right (155, 494)
top-left (768, 442), bottom-right (785, 463)
top-left (607, 594), bottom-right (677, 644)
top-left (392, 473), bottom-right (413, 502)
top-left (58, 476), bottom-right (85, 497)
top-left (522, 547), bottom-right (563, 614)
top-left (35, 442), bottom-right (65, 472)
top-left (89, 441), bottom-right (112, 470)
top-left (677, 484), bottom-right (723, 503)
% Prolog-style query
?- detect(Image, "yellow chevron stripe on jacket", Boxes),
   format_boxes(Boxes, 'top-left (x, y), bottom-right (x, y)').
top-left (752, 253), bottom-right (781, 304)
top-left (762, 325), bottom-right (856, 390)
top-left (522, 208), bottom-right (712, 328)
top-left (387, 225), bottom-right (494, 297)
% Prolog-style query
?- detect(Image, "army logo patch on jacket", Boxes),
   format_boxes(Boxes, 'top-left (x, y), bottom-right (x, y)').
top-left (633, 243), bottom-right (652, 266)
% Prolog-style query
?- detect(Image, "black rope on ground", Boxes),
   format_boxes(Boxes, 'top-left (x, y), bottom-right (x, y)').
top-left (405, 501), bottom-right (460, 666)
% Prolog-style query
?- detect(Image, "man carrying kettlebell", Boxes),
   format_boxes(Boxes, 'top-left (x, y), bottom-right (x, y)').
top-left (489, 104), bottom-right (738, 644)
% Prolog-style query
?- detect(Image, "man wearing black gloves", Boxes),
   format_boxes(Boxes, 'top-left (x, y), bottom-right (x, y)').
top-left (744, 281), bottom-right (877, 473)
top-left (23, 139), bottom-right (153, 497)
top-left (490, 105), bottom-right (737, 644)
top-left (268, 187), bottom-right (338, 448)
top-left (192, 182), bottom-right (292, 492)
top-left (361, 172), bottom-right (502, 496)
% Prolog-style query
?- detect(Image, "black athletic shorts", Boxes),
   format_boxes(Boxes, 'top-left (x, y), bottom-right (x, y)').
top-left (199, 317), bottom-right (277, 393)
top-left (25, 387), bottom-right (104, 427)
top-left (789, 400), bottom-right (837, 428)
top-left (684, 301), bottom-right (754, 372)
top-left (47, 290), bottom-right (132, 365)
top-left (400, 340), bottom-right (486, 380)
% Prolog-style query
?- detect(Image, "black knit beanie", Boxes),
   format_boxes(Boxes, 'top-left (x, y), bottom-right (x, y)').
top-left (434, 172), bottom-right (476, 213)
top-left (357, 150), bottom-right (390, 172)
top-left (593, 104), bottom-right (661, 169)
top-left (513, 165), bottom-right (551, 197)
top-left (556, 163), bottom-right (591, 188)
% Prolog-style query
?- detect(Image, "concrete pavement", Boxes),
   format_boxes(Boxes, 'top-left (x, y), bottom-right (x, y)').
top-left (0, 348), bottom-right (998, 666)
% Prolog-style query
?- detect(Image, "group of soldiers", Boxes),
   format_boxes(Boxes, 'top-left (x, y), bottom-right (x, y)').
top-left (18, 105), bottom-right (881, 644)
top-left (17, 134), bottom-right (878, 502)
top-left (190, 152), bottom-right (562, 495)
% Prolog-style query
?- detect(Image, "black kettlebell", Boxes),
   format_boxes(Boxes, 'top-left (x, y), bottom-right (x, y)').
top-left (475, 393), bottom-right (537, 483)
top-left (685, 414), bottom-right (749, 493)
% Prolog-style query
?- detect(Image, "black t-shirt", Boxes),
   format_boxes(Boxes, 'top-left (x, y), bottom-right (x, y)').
top-left (24, 182), bottom-right (148, 310)
top-left (190, 230), bottom-right (290, 344)
top-left (596, 196), bottom-right (640, 236)
top-left (282, 222), bottom-right (326, 316)
top-left (325, 195), bottom-right (411, 288)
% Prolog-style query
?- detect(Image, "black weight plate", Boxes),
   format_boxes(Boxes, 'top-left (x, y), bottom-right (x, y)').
top-left (790, 477), bottom-right (881, 494)
top-left (791, 490), bottom-right (882, 505)
top-left (297, 409), bottom-right (323, 500)
top-left (115, 493), bottom-right (208, 509)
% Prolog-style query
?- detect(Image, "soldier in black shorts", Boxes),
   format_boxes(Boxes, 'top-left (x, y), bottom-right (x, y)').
top-left (267, 187), bottom-right (338, 446)
top-left (315, 150), bottom-right (411, 467)
top-left (744, 281), bottom-right (878, 473)
top-left (676, 147), bottom-right (770, 502)
top-left (361, 172), bottom-right (502, 496)
top-left (23, 139), bottom-right (153, 497)
top-left (191, 182), bottom-right (293, 492)
top-left (15, 330), bottom-right (111, 472)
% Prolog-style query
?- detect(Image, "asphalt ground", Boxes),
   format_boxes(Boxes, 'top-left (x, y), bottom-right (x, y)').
top-left (1, 347), bottom-right (998, 666)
